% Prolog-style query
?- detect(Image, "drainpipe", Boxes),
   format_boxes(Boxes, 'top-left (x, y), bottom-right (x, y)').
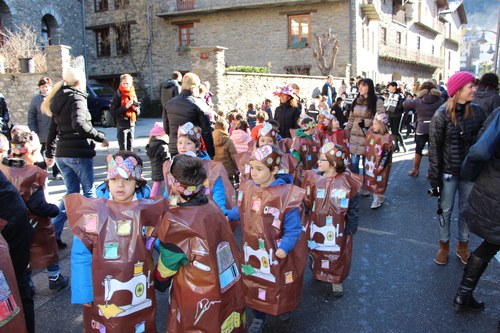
top-left (147, 0), bottom-right (154, 99)
top-left (349, 0), bottom-right (354, 78)
top-left (82, 0), bottom-right (88, 78)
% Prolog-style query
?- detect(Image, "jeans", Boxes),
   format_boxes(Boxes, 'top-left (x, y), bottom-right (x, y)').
top-left (438, 174), bottom-right (474, 242)
top-left (351, 154), bottom-right (365, 175)
top-left (52, 157), bottom-right (96, 239)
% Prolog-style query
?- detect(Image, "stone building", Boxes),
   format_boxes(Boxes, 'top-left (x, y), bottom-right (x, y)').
top-left (0, 0), bottom-right (84, 57)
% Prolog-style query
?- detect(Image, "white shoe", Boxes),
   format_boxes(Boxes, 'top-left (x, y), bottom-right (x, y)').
top-left (371, 197), bottom-right (381, 209)
top-left (379, 195), bottom-right (385, 204)
top-left (331, 283), bottom-right (344, 297)
top-left (362, 188), bottom-right (370, 197)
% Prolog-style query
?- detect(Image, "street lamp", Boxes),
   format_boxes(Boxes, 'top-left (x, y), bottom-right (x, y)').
top-left (474, 7), bottom-right (500, 74)
top-left (487, 43), bottom-right (495, 54)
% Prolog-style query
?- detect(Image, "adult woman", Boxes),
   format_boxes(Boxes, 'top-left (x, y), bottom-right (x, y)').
top-left (273, 83), bottom-right (301, 139)
top-left (404, 81), bottom-right (444, 176)
top-left (472, 72), bottom-right (500, 117)
top-left (428, 71), bottom-right (486, 266)
top-left (345, 78), bottom-right (385, 175)
top-left (386, 81), bottom-right (406, 152)
top-left (42, 68), bottom-right (109, 247)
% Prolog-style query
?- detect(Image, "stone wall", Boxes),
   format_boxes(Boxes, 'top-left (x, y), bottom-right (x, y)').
top-left (0, 45), bottom-right (71, 126)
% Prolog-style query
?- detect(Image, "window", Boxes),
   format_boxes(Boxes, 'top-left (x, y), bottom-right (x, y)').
top-left (284, 65), bottom-right (311, 75)
top-left (432, 44), bottom-right (435, 55)
top-left (95, 0), bottom-right (108, 12)
top-left (95, 28), bottom-right (110, 57)
top-left (116, 24), bottom-right (130, 55)
top-left (115, 0), bottom-right (129, 9)
top-left (288, 14), bottom-right (310, 48)
top-left (448, 51), bottom-right (451, 70)
top-left (178, 23), bottom-right (194, 46)
top-left (381, 27), bottom-right (387, 45)
top-left (396, 31), bottom-right (401, 44)
top-left (41, 17), bottom-right (51, 46)
top-left (417, 36), bottom-right (420, 50)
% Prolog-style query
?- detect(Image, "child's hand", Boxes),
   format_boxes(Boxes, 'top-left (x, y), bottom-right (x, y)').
top-left (126, 100), bottom-right (134, 108)
top-left (376, 165), bottom-right (384, 174)
top-left (275, 248), bottom-right (287, 259)
top-left (83, 302), bottom-right (93, 307)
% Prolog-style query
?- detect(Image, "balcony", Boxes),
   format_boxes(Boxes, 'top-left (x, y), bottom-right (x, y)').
top-left (414, 17), bottom-right (443, 35)
top-left (361, 0), bottom-right (381, 21)
top-left (445, 31), bottom-right (461, 45)
top-left (379, 42), bottom-right (443, 68)
top-left (177, 0), bottom-right (195, 11)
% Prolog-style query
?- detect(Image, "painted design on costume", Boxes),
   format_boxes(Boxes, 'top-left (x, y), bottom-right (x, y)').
top-left (0, 271), bottom-right (20, 326)
top-left (308, 216), bottom-right (341, 252)
top-left (84, 214), bottom-right (98, 233)
top-left (221, 311), bottom-right (244, 333)
top-left (97, 262), bottom-right (152, 319)
top-left (365, 157), bottom-right (375, 177)
top-left (263, 206), bottom-right (282, 229)
top-left (216, 242), bottom-right (241, 292)
top-left (376, 144), bottom-right (383, 156)
top-left (242, 238), bottom-right (278, 283)
top-left (194, 298), bottom-right (221, 325)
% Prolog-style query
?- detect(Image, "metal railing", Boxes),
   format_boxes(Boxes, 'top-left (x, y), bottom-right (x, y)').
top-left (177, 0), bottom-right (196, 11)
top-left (379, 42), bottom-right (443, 67)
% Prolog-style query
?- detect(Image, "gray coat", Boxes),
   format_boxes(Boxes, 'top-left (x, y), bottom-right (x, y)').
top-left (473, 88), bottom-right (500, 117)
top-left (28, 94), bottom-right (52, 143)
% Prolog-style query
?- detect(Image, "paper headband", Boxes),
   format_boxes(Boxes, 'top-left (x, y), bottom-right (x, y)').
top-left (374, 113), bottom-right (389, 124)
top-left (173, 181), bottom-right (203, 197)
top-left (178, 122), bottom-right (202, 141)
top-left (107, 155), bottom-right (142, 180)
top-left (258, 122), bottom-right (278, 141)
top-left (10, 132), bottom-right (40, 155)
top-left (321, 142), bottom-right (345, 159)
top-left (250, 145), bottom-right (281, 170)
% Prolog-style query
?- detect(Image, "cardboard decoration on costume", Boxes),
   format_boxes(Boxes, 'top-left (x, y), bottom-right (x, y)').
top-left (157, 199), bottom-right (245, 332)
top-left (238, 180), bottom-right (307, 316)
top-left (302, 170), bottom-right (362, 283)
top-left (0, 163), bottom-right (58, 270)
top-left (364, 129), bottom-right (393, 194)
top-left (291, 134), bottom-right (321, 172)
top-left (0, 219), bottom-right (28, 333)
top-left (321, 130), bottom-right (352, 169)
top-left (65, 194), bottom-right (168, 333)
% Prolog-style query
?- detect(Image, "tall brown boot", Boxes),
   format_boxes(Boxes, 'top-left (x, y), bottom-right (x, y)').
top-left (434, 240), bottom-right (449, 265)
top-left (408, 154), bottom-right (422, 177)
top-left (456, 241), bottom-right (470, 265)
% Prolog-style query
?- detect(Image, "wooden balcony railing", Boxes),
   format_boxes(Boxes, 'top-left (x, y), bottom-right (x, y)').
top-left (177, 0), bottom-right (195, 11)
top-left (379, 42), bottom-right (443, 68)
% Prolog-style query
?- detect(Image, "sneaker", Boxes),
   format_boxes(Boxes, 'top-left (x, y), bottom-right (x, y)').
top-left (362, 188), bottom-right (370, 197)
top-left (331, 283), bottom-right (344, 297)
top-left (371, 197), bottom-right (381, 209)
top-left (49, 274), bottom-right (69, 290)
top-left (278, 312), bottom-right (291, 322)
top-left (57, 239), bottom-right (68, 250)
top-left (379, 195), bottom-right (385, 204)
top-left (54, 174), bottom-right (63, 180)
top-left (248, 318), bottom-right (265, 333)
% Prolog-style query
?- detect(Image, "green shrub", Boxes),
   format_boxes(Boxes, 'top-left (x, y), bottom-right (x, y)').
top-left (139, 97), bottom-right (162, 118)
top-left (226, 66), bottom-right (268, 73)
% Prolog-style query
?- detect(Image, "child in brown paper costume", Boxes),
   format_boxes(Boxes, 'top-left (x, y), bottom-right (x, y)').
top-left (364, 113), bottom-right (394, 209)
top-left (66, 151), bottom-right (168, 333)
top-left (302, 143), bottom-right (362, 297)
top-left (155, 154), bottom-right (245, 332)
top-left (226, 145), bottom-right (307, 332)
top-left (0, 126), bottom-right (67, 291)
top-left (320, 113), bottom-right (351, 169)
top-left (291, 117), bottom-right (321, 174)
top-left (163, 122), bottom-right (236, 215)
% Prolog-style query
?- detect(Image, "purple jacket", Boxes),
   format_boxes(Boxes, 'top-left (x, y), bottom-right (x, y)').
top-left (403, 88), bottom-right (444, 135)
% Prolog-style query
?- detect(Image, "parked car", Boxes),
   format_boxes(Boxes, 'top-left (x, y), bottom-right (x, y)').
top-left (87, 83), bottom-right (115, 127)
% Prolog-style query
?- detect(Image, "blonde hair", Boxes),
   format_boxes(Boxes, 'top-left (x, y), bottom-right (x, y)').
top-left (181, 72), bottom-right (201, 91)
top-left (120, 73), bottom-right (133, 83)
top-left (373, 119), bottom-right (389, 134)
top-left (41, 68), bottom-right (86, 116)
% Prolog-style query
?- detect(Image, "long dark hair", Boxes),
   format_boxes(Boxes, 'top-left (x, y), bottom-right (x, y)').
top-left (351, 78), bottom-right (378, 116)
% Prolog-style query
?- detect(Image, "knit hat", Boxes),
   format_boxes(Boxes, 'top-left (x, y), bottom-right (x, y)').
top-left (150, 122), bottom-right (165, 136)
top-left (447, 71), bottom-right (475, 98)
top-left (250, 144), bottom-right (282, 171)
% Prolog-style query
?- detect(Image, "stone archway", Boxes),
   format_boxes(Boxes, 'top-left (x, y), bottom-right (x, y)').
top-left (0, 0), bottom-right (12, 46)
top-left (40, 6), bottom-right (61, 45)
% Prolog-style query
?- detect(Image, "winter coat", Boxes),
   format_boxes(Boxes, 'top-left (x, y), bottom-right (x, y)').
top-left (461, 108), bottom-right (500, 245)
top-left (428, 102), bottom-right (486, 187)
top-left (146, 138), bottom-right (169, 182)
top-left (46, 86), bottom-right (106, 159)
top-left (28, 93), bottom-right (52, 143)
top-left (473, 87), bottom-right (500, 117)
top-left (386, 91), bottom-right (405, 118)
top-left (274, 102), bottom-right (301, 139)
top-left (213, 129), bottom-right (237, 178)
top-left (110, 89), bottom-right (140, 129)
top-left (231, 129), bottom-right (253, 154)
top-left (345, 97), bottom-right (385, 156)
top-left (403, 88), bottom-right (444, 135)
top-left (160, 79), bottom-right (180, 109)
top-left (0, 94), bottom-right (10, 137)
top-left (163, 90), bottom-right (215, 157)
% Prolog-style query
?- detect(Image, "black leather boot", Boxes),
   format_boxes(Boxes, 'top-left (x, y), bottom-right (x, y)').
top-left (453, 253), bottom-right (488, 311)
top-left (398, 135), bottom-right (407, 153)
top-left (392, 134), bottom-right (400, 152)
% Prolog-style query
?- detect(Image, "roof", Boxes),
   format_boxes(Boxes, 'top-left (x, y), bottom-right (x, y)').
top-left (439, 1), bottom-right (467, 24)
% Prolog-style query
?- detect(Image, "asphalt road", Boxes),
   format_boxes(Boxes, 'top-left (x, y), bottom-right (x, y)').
top-left (34, 119), bottom-right (500, 332)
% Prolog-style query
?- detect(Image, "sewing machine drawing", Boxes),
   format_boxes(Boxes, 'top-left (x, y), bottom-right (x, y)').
top-left (243, 239), bottom-right (277, 283)
top-left (98, 262), bottom-right (152, 318)
top-left (365, 157), bottom-right (375, 177)
top-left (310, 217), bottom-right (341, 252)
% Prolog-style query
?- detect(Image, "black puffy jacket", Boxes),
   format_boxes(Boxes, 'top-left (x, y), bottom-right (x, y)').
top-left (163, 90), bottom-right (214, 157)
top-left (146, 138), bottom-right (169, 181)
top-left (274, 102), bottom-right (301, 139)
top-left (428, 102), bottom-right (485, 187)
top-left (46, 86), bottom-right (106, 158)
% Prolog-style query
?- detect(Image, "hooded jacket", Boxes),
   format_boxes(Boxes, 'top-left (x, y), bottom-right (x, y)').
top-left (473, 87), bottom-right (500, 117)
top-left (45, 86), bottom-right (106, 158)
top-left (230, 129), bottom-right (253, 154)
top-left (146, 138), bottom-right (169, 181)
top-left (213, 129), bottom-right (238, 178)
top-left (160, 79), bottom-right (180, 109)
top-left (274, 102), bottom-right (301, 139)
top-left (403, 88), bottom-right (444, 134)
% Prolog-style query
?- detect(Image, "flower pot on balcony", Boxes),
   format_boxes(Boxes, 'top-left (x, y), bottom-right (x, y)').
top-left (19, 58), bottom-right (35, 73)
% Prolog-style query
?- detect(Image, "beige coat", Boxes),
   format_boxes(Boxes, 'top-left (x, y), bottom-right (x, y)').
top-left (346, 97), bottom-right (385, 155)
top-left (213, 128), bottom-right (238, 178)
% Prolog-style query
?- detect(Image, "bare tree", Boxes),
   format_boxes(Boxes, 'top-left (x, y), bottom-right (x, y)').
top-left (0, 24), bottom-right (47, 73)
top-left (312, 29), bottom-right (340, 76)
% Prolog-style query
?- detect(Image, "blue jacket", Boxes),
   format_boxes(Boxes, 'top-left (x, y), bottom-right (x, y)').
top-left (227, 174), bottom-right (301, 254)
top-left (71, 183), bottom-right (150, 304)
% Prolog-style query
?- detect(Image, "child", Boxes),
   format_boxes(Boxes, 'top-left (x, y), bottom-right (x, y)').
top-left (65, 151), bottom-right (168, 332)
top-left (146, 122), bottom-right (169, 197)
top-left (164, 122), bottom-right (236, 215)
top-left (250, 111), bottom-right (268, 141)
top-left (246, 103), bottom-right (257, 129)
top-left (155, 154), bottom-right (245, 332)
top-left (364, 113), bottom-right (394, 209)
top-left (321, 114), bottom-right (351, 169)
top-left (110, 74), bottom-right (141, 151)
top-left (302, 142), bottom-right (362, 296)
top-left (227, 145), bottom-right (307, 331)
top-left (231, 119), bottom-right (253, 154)
top-left (291, 117), bottom-right (321, 172)
top-left (213, 118), bottom-right (238, 182)
top-left (0, 126), bottom-right (67, 290)
top-left (227, 111), bottom-right (243, 136)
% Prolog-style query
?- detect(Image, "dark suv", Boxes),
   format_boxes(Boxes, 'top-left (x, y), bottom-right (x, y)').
top-left (87, 83), bottom-right (115, 127)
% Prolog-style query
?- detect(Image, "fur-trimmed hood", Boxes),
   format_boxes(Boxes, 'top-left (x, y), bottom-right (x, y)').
top-left (417, 88), bottom-right (441, 99)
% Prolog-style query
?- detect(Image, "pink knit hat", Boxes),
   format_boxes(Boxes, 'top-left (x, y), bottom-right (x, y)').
top-left (447, 71), bottom-right (475, 98)
top-left (150, 122), bottom-right (165, 136)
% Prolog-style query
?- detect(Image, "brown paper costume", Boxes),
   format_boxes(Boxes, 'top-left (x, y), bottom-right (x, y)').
top-left (322, 130), bottom-right (351, 169)
top-left (277, 138), bottom-right (293, 153)
top-left (363, 129), bottom-right (393, 195)
top-left (238, 180), bottom-right (306, 316)
top-left (65, 194), bottom-right (168, 333)
top-left (163, 159), bottom-right (236, 209)
top-left (0, 163), bottom-right (58, 270)
top-left (291, 136), bottom-right (320, 171)
top-left (0, 219), bottom-right (27, 333)
top-left (302, 170), bottom-right (362, 283)
top-left (157, 199), bottom-right (245, 332)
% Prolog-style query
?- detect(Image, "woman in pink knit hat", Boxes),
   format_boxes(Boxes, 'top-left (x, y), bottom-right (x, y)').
top-left (428, 71), bottom-right (486, 266)
top-left (146, 122), bottom-right (170, 196)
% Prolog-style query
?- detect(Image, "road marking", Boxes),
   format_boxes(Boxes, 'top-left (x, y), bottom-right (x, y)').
top-left (495, 252), bottom-right (500, 264)
top-left (357, 227), bottom-right (395, 236)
